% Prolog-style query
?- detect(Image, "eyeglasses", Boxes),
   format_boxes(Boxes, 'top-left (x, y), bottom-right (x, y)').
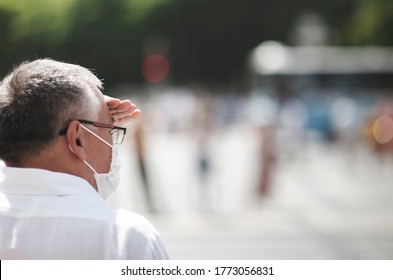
top-left (59, 119), bottom-right (127, 145)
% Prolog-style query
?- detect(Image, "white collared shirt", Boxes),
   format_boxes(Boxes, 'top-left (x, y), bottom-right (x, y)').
top-left (0, 167), bottom-right (169, 260)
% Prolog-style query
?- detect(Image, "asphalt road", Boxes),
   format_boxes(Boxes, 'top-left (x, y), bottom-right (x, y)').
top-left (109, 127), bottom-right (393, 259)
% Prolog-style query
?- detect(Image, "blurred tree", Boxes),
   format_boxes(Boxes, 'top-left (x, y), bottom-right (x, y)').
top-left (0, 7), bottom-right (13, 71)
top-left (344, 0), bottom-right (393, 45)
top-left (141, 0), bottom-right (358, 86)
top-left (0, 0), bottom-right (165, 87)
top-left (0, 0), bottom-right (392, 87)
top-left (61, 0), bottom-right (140, 86)
top-left (0, 0), bottom-right (76, 73)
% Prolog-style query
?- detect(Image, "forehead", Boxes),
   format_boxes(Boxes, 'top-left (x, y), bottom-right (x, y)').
top-left (94, 89), bottom-right (113, 124)
top-left (85, 82), bottom-right (112, 123)
top-left (98, 102), bottom-right (113, 124)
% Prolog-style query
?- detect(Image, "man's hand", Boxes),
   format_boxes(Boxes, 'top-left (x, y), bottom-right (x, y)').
top-left (105, 95), bottom-right (141, 126)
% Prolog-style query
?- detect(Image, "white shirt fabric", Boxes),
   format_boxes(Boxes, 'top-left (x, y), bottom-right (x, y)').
top-left (0, 167), bottom-right (169, 260)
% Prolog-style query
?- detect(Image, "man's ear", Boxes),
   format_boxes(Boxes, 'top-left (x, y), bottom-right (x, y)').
top-left (66, 120), bottom-right (87, 161)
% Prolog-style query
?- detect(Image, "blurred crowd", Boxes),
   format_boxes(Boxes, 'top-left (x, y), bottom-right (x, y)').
top-left (112, 86), bottom-right (393, 214)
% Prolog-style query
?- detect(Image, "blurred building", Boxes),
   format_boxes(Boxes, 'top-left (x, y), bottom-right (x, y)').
top-left (249, 42), bottom-right (393, 145)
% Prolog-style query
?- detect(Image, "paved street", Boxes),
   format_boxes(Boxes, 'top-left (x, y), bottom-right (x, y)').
top-left (108, 126), bottom-right (393, 259)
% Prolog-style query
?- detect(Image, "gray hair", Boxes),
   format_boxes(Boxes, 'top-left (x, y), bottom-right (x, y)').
top-left (0, 58), bottom-right (103, 166)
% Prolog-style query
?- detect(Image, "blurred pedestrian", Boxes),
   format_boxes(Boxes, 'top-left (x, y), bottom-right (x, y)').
top-left (133, 118), bottom-right (156, 213)
top-left (245, 92), bottom-right (278, 198)
top-left (193, 95), bottom-right (215, 211)
top-left (0, 59), bottom-right (168, 259)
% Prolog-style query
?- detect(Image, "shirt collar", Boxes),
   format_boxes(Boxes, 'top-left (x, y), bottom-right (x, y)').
top-left (0, 167), bottom-right (102, 200)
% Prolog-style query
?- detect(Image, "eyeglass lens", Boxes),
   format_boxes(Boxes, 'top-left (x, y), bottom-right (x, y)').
top-left (111, 129), bottom-right (124, 144)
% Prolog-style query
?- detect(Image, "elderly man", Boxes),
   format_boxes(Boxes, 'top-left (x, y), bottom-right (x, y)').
top-left (0, 59), bottom-right (169, 259)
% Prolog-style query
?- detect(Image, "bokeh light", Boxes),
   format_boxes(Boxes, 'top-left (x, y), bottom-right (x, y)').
top-left (373, 115), bottom-right (393, 144)
top-left (141, 53), bottom-right (170, 83)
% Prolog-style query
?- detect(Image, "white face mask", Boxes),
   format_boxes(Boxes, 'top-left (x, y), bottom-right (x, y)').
top-left (76, 125), bottom-right (122, 199)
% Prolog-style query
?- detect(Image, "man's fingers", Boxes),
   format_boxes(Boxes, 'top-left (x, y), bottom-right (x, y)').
top-left (111, 106), bottom-right (139, 119)
top-left (108, 101), bottom-right (135, 114)
top-left (105, 96), bottom-right (141, 125)
top-left (104, 96), bottom-right (121, 108)
top-left (113, 109), bottom-right (141, 126)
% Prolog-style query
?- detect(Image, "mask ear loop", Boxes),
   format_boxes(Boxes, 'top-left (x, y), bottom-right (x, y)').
top-left (80, 124), bottom-right (113, 148)
top-left (68, 145), bottom-right (98, 174)
top-left (82, 159), bottom-right (99, 174)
